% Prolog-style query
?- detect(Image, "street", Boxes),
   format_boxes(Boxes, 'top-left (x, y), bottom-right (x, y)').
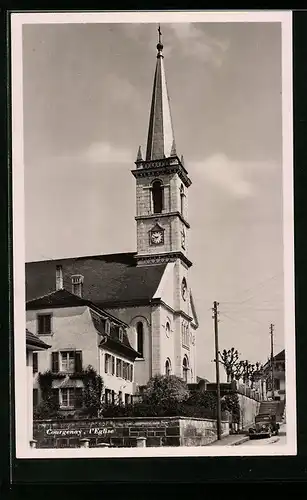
top-left (241, 424), bottom-right (286, 446)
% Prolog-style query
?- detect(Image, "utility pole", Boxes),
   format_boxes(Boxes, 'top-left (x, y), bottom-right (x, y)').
top-left (213, 301), bottom-right (222, 440)
top-left (270, 323), bottom-right (275, 400)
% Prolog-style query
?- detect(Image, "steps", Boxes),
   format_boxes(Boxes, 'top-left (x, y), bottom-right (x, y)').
top-left (258, 400), bottom-right (285, 422)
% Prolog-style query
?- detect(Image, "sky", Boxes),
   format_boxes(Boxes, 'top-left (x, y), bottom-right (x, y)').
top-left (22, 20), bottom-right (286, 381)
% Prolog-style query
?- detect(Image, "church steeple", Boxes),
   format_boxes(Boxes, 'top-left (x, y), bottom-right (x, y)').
top-left (132, 26), bottom-right (192, 270)
top-left (145, 25), bottom-right (176, 161)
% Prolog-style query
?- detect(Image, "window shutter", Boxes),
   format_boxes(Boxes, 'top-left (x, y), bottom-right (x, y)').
top-left (75, 351), bottom-right (82, 373)
top-left (33, 353), bottom-right (38, 373)
top-left (75, 388), bottom-right (83, 409)
top-left (51, 352), bottom-right (59, 373)
top-left (33, 388), bottom-right (38, 408)
top-left (105, 354), bottom-right (108, 374)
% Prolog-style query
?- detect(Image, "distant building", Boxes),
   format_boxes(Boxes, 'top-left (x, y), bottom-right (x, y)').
top-left (25, 32), bottom-right (200, 390)
top-left (263, 349), bottom-right (285, 401)
top-left (26, 289), bottom-right (140, 414)
top-left (26, 328), bottom-right (50, 444)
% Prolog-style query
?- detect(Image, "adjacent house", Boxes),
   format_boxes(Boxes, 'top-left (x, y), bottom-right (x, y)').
top-left (263, 349), bottom-right (285, 401)
top-left (26, 328), bottom-right (51, 444)
top-left (26, 288), bottom-right (140, 415)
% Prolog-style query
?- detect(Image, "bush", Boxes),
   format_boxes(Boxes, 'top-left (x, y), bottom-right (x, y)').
top-left (33, 399), bottom-right (60, 420)
top-left (81, 365), bottom-right (104, 418)
top-left (142, 375), bottom-right (190, 407)
top-left (221, 393), bottom-right (240, 423)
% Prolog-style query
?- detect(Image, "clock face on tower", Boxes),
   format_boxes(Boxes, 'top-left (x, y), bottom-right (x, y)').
top-left (150, 230), bottom-right (164, 245)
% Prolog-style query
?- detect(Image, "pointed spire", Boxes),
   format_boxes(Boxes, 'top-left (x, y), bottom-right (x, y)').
top-left (145, 25), bottom-right (176, 161)
top-left (136, 145), bottom-right (143, 162)
top-left (180, 154), bottom-right (185, 166)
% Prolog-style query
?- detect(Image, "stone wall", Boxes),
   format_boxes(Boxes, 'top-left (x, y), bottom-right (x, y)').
top-left (33, 416), bottom-right (229, 448)
top-left (237, 393), bottom-right (261, 429)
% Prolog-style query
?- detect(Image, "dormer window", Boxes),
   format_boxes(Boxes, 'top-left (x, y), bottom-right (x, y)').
top-left (105, 319), bottom-right (111, 335)
top-left (119, 327), bottom-right (124, 343)
top-left (152, 180), bottom-right (164, 213)
top-left (71, 275), bottom-right (84, 297)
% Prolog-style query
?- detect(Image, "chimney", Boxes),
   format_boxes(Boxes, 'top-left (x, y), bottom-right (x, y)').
top-left (71, 274), bottom-right (84, 298)
top-left (55, 265), bottom-right (63, 290)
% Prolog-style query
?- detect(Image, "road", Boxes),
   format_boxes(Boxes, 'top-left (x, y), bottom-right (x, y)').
top-left (242, 424), bottom-right (286, 446)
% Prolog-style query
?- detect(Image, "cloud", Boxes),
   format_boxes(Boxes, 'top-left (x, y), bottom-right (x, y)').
top-left (104, 74), bottom-right (141, 107)
top-left (83, 141), bottom-right (133, 165)
top-left (167, 23), bottom-right (230, 67)
top-left (191, 153), bottom-right (253, 199)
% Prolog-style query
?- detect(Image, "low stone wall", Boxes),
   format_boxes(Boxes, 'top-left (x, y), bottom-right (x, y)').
top-left (179, 417), bottom-right (229, 446)
top-left (33, 416), bottom-right (229, 448)
top-left (237, 393), bottom-right (260, 429)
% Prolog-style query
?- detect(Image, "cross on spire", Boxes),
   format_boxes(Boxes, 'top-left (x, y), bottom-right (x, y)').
top-left (158, 24), bottom-right (162, 44)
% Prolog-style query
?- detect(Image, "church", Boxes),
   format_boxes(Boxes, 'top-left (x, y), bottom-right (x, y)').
top-left (25, 30), bottom-right (200, 390)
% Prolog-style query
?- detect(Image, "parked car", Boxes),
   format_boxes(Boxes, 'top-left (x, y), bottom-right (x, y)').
top-left (248, 413), bottom-right (280, 440)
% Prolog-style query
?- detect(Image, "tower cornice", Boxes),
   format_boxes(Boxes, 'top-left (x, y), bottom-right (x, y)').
top-left (132, 155), bottom-right (192, 188)
top-left (134, 251), bottom-right (193, 269)
top-left (135, 211), bottom-right (190, 229)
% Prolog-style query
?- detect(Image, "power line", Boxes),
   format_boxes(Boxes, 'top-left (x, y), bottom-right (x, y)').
top-left (219, 272), bottom-right (283, 305)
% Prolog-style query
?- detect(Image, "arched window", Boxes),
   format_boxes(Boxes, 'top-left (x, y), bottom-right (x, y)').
top-left (183, 356), bottom-right (189, 383)
top-left (180, 184), bottom-right (184, 215)
top-left (165, 358), bottom-right (172, 376)
top-left (152, 180), bottom-right (164, 214)
top-left (165, 321), bottom-right (170, 338)
top-left (136, 322), bottom-right (144, 358)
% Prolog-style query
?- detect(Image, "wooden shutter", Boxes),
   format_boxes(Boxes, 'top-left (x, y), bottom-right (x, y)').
top-left (33, 353), bottom-right (38, 373)
top-left (75, 388), bottom-right (83, 408)
top-left (51, 352), bottom-right (59, 373)
top-left (33, 388), bottom-right (38, 408)
top-left (75, 351), bottom-right (82, 373)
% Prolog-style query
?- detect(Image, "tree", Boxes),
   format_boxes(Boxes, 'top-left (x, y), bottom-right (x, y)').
top-left (34, 370), bottom-right (60, 419)
top-left (218, 348), bottom-right (239, 382)
top-left (142, 375), bottom-right (190, 407)
top-left (81, 365), bottom-right (104, 418)
top-left (249, 362), bottom-right (264, 389)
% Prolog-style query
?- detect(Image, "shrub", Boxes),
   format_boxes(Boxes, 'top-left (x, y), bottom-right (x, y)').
top-left (78, 365), bottom-right (104, 418)
top-left (142, 375), bottom-right (190, 407)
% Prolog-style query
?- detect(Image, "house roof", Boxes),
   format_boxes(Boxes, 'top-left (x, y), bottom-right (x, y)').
top-left (274, 349), bottom-right (285, 361)
top-left (26, 329), bottom-right (51, 350)
top-left (26, 288), bottom-right (139, 359)
top-left (263, 349), bottom-right (285, 371)
top-left (26, 252), bottom-right (167, 308)
top-left (90, 310), bottom-right (140, 360)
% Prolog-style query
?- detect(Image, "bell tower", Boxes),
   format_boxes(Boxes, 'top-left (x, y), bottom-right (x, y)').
top-left (132, 27), bottom-right (192, 270)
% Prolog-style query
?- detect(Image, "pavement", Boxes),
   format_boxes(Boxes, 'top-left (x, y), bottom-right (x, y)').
top-left (208, 433), bottom-right (249, 446)
top-left (242, 424), bottom-right (286, 447)
top-left (209, 423), bottom-right (286, 447)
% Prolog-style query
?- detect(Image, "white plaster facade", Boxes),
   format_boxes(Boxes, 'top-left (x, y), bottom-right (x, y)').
top-left (26, 303), bottom-right (137, 410)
